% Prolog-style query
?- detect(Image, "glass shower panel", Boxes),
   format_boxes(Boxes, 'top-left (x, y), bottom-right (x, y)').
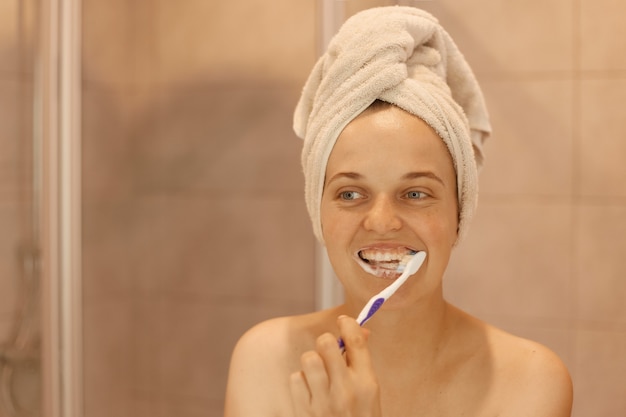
top-left (0, 0), bottom-right (41, 416)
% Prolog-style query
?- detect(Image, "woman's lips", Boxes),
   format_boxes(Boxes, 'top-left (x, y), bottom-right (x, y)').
top-left (355, 246), bottom-right (417, 278)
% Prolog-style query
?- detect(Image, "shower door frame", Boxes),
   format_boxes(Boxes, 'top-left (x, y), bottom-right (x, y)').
top-left (314, 0), bottom-right (346, 311)
top-left (37, 0), bottom-right (83, 416)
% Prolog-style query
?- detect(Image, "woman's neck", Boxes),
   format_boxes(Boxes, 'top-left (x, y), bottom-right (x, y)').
top-left (351, 297), bottom-right (458, 371)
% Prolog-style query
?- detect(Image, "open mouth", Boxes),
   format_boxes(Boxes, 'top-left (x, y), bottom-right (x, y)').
top-left (356, 247), bottom-right (417, 278)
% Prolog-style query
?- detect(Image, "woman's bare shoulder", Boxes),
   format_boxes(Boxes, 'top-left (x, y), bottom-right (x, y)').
top-left (504, 336), bottom-right (572, 416)
top-left (227, 314), bottom-right (315, 386)
top-left (482, 321), bottom-right (574, 417)
top-left (231, 310), bottom-right (333, 363)
top-left (224, 311), bottom-right (334, 417)
top-left (232, 316), bottom-right (298, 359)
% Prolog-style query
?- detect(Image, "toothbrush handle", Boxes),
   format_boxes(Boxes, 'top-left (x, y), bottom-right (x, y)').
top-left (356, 297), bottom-right (385, 326)
top-left (336, 252), bottom-right (426, 352)
top-left (337, 297), bottom-right (385, 351)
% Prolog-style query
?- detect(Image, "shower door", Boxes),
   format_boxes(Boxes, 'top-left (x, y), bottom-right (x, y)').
top-left (0, 1), bottom-right (42, 416)
top-left (1, 0), bottom-right (83, 416)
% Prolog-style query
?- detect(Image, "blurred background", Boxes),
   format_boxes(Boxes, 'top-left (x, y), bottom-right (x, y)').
top-left (1, 0), bottom-right (625, 416)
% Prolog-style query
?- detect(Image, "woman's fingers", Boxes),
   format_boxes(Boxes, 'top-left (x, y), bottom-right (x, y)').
top-left (289, 371), bottom-right (311, 416)
top-left (290, 351), bottom-right (331, 415)
top-left (315, 332), bottom-right (348, 382)
top-left (299, 351), bottom-right (330, 400)
top-left (337, 316), bottom-right (381, 415)
top-left (337, 315), bottom-right (374, 370)
top-left (290, 316), bottom-right (381, 416)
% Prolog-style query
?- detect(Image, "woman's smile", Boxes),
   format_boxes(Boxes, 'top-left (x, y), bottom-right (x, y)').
top-left (355, 246), bottom-right (417, 278)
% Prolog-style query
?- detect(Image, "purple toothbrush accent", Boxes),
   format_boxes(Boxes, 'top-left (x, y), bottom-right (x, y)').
top-left (338, 298), bottom-right (386, 351)
top-left (338, 338), bottom-right (345, 350)
top-left (335, 251), bottom-right (425, 352)
top-left (359, 298), bottom-right (385, 325)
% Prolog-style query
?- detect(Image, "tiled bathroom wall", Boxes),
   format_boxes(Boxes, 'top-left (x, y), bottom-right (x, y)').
top-left (80, 1), bottom-right (317, 416)
top-left (78, 1), bottom-right (626, 417)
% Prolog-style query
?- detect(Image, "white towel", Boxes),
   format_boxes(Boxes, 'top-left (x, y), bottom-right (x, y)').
top-left (294, 6), bottom-right (491, 244)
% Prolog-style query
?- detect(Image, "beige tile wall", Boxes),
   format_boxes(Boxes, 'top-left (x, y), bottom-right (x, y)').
top-left (79, 1), bottom-right (626, 417)
top-left (81, 1), bottom-right (316, 416)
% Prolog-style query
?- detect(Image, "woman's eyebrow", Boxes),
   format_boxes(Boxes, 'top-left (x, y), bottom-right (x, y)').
top-left (325, 172), bottom-right (362, 186)
top-left (326, 171), bottom-right (444, 186)
top-left (403, 171), bottom-right (445, 185)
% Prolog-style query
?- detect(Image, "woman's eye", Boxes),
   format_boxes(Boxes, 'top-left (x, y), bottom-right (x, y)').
top-left (407, 191), bottom-right (427, 199)
top-left (339, 191), bottom-right (363, 201)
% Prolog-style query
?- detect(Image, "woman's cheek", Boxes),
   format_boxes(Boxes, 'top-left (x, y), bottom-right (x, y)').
top-left (419, 208), bottom-right (458, 246)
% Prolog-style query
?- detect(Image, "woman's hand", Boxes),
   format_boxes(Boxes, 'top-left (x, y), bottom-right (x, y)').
top-left (289, 315), bottom-right (382, 417)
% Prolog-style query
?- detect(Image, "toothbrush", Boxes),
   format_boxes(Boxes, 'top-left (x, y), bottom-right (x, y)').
top-left (338, 251), bottom-right (427, 351)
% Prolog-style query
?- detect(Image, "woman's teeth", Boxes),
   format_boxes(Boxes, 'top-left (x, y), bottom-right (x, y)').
top-left (357, 248), bottom-right (415, 278)
top-left (359, 248), bottom-right (413, 263)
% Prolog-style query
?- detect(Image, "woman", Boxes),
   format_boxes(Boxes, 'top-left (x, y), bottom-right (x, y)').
top-left (225, 6), bottom-right (573, 417)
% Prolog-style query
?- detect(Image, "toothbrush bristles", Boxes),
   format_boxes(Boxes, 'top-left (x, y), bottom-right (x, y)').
top-left (397, 251), bottom-right (417, 272)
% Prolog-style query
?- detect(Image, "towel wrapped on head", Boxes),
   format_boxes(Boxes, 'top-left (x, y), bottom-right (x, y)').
top-left (294, 6), bottom-right (491, 244)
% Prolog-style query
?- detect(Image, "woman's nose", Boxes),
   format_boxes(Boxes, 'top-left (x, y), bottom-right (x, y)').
top-left (363, 195), bottom-right (402, 234)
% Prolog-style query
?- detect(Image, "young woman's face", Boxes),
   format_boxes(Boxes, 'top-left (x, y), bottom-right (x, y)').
top-left (320, 105), bottom-right (459, 309)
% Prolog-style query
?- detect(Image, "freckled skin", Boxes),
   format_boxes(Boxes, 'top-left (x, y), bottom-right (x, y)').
top-left (224, 105), bottom-right (573, 417)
